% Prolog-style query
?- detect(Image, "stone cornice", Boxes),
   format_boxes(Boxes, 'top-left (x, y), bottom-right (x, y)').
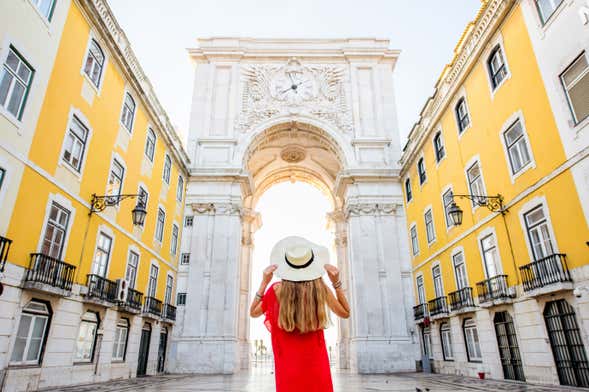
top-left (399, 0), bottom-right (515, 173)
top-left (344, 202), bottom-right (401, 217)
top-left (79, 0), bottom-right (190, 172)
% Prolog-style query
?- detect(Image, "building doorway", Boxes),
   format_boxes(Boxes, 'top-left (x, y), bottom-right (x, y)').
top-left (157, 327), bottom-right (168, 373)
top-left (137, 322), bottom-right (151, 376)
top-left (493, 311), bottom-right (525, 381)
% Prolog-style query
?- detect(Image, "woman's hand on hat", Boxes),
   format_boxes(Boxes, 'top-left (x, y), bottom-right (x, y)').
top-left (324, 264), bottom-right (340, 285)
top-left (262, 264), bottom-right (278, 284)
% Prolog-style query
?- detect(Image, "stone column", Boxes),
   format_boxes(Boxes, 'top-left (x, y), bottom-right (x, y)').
top-left (345, 201), bottom-right (417, 373)
top-left (327, 209), bottom-right (351, 369)
top-left (170, 202), bottom-right (244, 374)
top-left (237, 209), bottom-right (261, 369)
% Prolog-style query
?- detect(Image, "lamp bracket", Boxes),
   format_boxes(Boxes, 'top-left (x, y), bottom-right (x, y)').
top-left (89, 193), bottom-right (145, 215)
top-left (452, 193), bottom-right (506, 213)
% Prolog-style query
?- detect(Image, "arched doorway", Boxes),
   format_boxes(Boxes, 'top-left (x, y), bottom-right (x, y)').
top-left (170, 39), bottom-right (416, 374)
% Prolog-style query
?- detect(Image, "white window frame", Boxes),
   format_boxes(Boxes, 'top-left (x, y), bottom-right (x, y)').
top-left (145, 126), bottom-right (156, 162)
top-left (440, 322), bottom-right (454, 361)
top-left (535, 0), bottom-right (565, 25)
top-left (155, 206), bottom-right (165, 243)
top-left (125, 247), bottom-right (140, 289)
top-left (451, 246), bottom-right (469, 290)
top-left (500, 111), bottom-right (535, 182)
top-left (416, 273), bottom-right (426, 304)
top-left (432, 262), bottom-right (444, 298)
top-left (455, 96), bottom-right (471, 135)
top-left (422, 327), bottom-right (432, 359)
top-left (59, 108), bottom-right (92, 177)
top-left (424, 206), bottom-right (436, 245)
top-left (147, 262), bottom-right (159, 298)
top-left (404, 177), bottom-right (412, 203)
top-left (464, 156), bottom-right (487, 210)
top-left (184, 215), bottom-right (193, 227)
top-left (162, 154), bottom-right (172, 184)
top-left (106, 156), bottom-right (126, 199)
top-left (36, 194), bottom-right (75, 259)
top-left (120, 91), bottom-right (136, 132)
top-left (463, 318), bottom-right (482, 362)
top-left (417, 156), bottom-right (427, 186)
top-left (164, 273), bottom-right (174, 305)
top-left (9, 301), bottom-right (51, 365)
top-left (441, 185), bottom-right (455, 230)
top-left (181, 252), bottom-right (190, 265)
top-left (111, 318), bottom-right (129, 362)
top-left (73, 311), bottom-right (99, 363)
top-left (410, 223), bottom-right (419, 256)
top-left (29, 0), bottom-right (57, 21)
top-left (177, 292), bottom-right (187, 306)
top-left (0, 45), bottom-right (35, 122)
top-left (176, 175), bottom-right (184, 202)
top-left (80, 34), bottom-right (108, 94)
top-left (91, 228), bottom-right (114, 278)
top-left (518, 196), bottom-right (560, 263)
top-left (477, 227), bottom-right (504, 279)
top-left (560, 52), bottom-right (589, 125)
top-left (433, 130), bottom-right (446, 164)
top-left (171, 223), bottom-right (179, 255)
top-left (483, 36), bottom-right (511, 98)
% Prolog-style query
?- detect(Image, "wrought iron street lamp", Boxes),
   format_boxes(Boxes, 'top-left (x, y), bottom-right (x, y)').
top-left (89, 193), bottom-right (147, 226)
top-left (448, 194), bottom-right (505, 226)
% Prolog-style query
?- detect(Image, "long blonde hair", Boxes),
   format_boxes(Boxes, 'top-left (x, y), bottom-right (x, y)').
top-left (277, 278), bottom-right (330, 333)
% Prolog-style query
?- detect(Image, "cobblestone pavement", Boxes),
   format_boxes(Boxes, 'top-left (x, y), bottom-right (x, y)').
top-left (48, 368), bottom-right (587, 392)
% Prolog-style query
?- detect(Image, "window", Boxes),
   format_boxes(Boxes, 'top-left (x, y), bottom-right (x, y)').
top-left (488, 45), bottom-right (508, 89)
top-left (424, 209), bottom-right (436, 244)
top-left (107, 159), bottom-right (124, 197)
top-left (405, 178), bottom-right (412, 202)
top-left (138, 186), bottom-right (149, 209)
top-left (171, 224), bottom-right (179, 255)
top-left (155, 208), bottom-right (165, 242)
top-left (422, 327), bottom-right (432, 359)
top-left (148, 264), bottom-right (158, 297)
top-left (30, 0), bottom-right (56, 20)
top-left (120, 93), bottom-right (135, 131)
top-left (504, 120), bottom-right (531, 175)
top-left (417, 158), bottom-right (427, 185)
top-left (561, 53), bottom-right (589, 124)
top-left (433, 132), bottom-right (445, 162)
top-left (181, 253), bottom-right (190, 265)
top-left (112, 319), bottom-right (129, 361)
top-left (432, 265), bottom-right (443, 297)
top-left (10, 301), bottom-right (51, 365)
top-left (145, 128), bottom-right (156, 161)
top-left (536, 0), bottom-right (564, 24)
top-left (163, 155), bottom-right (171, 184)
top-left (83, 39), bottom-right (104, 88)
top-left (176, 176), bottom-right (184, 202)
top-left (453, 252), bottom-right (468, 290)
top-left (441, 323), bottom-right (453, 361)
top-left (455, 98), bottom-right (470, 133)
top-left (41, 202), bottom-right (70, 259)
top-left (442, 189), bottom-right (454, 228)
top-left (74, 311), bottom-right (99, 362)
top-left (410, 225), bottom-right (419, 256)
top-left (463, 318), bottom-right (482, 361)
top-left (416, 275), bottom-right (426, 304)
top-left (91, 232), bottom-right (112, 277)
top-left (466, 161), bottom-right (486, 206)
top-left (184, 216), bottom-right (193, 227)
top-left (0, 167), bottom-right (5, 190)
top-left (177, 293), bottom-right (187, 305)
top-left (524, 205), bottom-right (555, 260)
top-left (481, 233), bottom-right (501, 278)
top-left (62, 115), bottom-right (89, 172)
top-left (165, 275), bottom-right (173, 305)
top-left (126, 251), bottom-right (139, 289)
top-left (0, 47), bottom-right (34, 120)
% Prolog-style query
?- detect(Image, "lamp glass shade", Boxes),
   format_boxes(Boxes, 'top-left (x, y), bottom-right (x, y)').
top-left (132, 202), bottom-right (147, 226)
top-left (448, 202), bottom-right (464, 226)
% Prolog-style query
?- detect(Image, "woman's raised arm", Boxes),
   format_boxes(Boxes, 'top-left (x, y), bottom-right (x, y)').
top-left (249, 264), bottom-right (277, 318)
top-left (323, 264), bottom-right (350, 319)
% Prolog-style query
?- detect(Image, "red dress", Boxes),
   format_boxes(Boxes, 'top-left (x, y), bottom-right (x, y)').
top-left (262, 282), bottom-right (333, 392)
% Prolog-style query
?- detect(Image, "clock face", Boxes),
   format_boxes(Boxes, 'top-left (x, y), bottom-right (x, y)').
top-left (272, 69), bottom-right (316, 104)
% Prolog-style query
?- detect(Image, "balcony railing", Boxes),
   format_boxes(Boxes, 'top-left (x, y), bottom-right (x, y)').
top-left (25, 253), bottom-right (76, 291)
top-left (413, 303), bottom-right (429, 321)
top-left (86, 274), bottom-right (117, 303)
top-left (122, 288), bottom-right (143, 311)
top-left (162, 303), bottom-right (177, 321)
top-left (476, 274), bottom-right (513, 303)
top-left (448, 287), bottom-right (475, 311)
top-left (428, 296), bottom-right (449, 316)
top-left (0, 235), bottom-right (12, 272)
top-left (520, 253), bottom-right (571, 292)
top-left (144, 296), bottom-right (162, 316)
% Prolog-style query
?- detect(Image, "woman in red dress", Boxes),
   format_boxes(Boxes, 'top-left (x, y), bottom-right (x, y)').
top-left (250, 236), bottom-right (351, 392)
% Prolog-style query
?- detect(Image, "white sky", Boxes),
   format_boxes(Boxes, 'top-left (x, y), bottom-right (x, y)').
top-left (107, 0), bottom-right (481, 350)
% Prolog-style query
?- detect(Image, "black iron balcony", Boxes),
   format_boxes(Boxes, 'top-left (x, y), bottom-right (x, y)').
top-left (428, 296), bottom-right (449, 317)
top-left (124, 288), bottom-right (144, 311)
top-left (86, 274), bottom-right (117, 303)
top-left (413, 303), bottom-right (429, 321)
top-left (448, 287), bottom-right (475, 312)
top-left (0, 235), bottom-right (12, 272)
top-left (162, 303), bottom-right (177, 322)
top-left (520, 253), bottom-right (571, 292)
top-left (476, 274), bottom-right (514, 303)
top-left (143, 296), bottom-right (162, 316)
top-left (24, 253), bottom-right (76, 292)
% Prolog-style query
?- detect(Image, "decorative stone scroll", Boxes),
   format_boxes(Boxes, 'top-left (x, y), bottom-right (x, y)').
top-left (191, 203), bottom-right (242, 216)
top-left (236, 58), bottom-right (353, 134)
top-left (345, 203), bottom-right (400, 217)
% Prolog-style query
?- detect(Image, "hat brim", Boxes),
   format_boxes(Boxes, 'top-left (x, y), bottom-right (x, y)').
top-left (270, 236), bottom-right (328, 282)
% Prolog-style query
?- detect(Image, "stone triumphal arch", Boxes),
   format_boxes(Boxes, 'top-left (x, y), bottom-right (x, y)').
top-left (169, 38), bottom-right (417, 374)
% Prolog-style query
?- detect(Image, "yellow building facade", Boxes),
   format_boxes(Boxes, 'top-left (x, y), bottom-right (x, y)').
top-left (400, 0), bottom-right (589, 387)
top-left (0, 0), bottom-right (189, 389)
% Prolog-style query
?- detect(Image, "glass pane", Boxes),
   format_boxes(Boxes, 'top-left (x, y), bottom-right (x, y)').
top-left (504, 121), bottom-right (523, 145)
top-left (6, 51), bottom-right (19, 72)
top-left (26, 337), bottom-right (42, 361)
top-left (10, 337), bottom-right (27, 362)
top-left (525, 207), bottom-right (544, 226)
top-left (17, 63), bottom-right (31, 83)
top-left (16, 314), bottom-right (32, 338)
top-left (0, 70), bottom-right (13, 105)
top-left (31, 316), bottom-right (47, 339)
top-left (562, 55), bottom-right (588, 87)
top-left (568, 72), bottom-right (589, 122)
top-left (6, 81), bottom-right (25, 117)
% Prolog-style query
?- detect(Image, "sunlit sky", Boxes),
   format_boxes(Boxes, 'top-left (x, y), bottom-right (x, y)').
top-left (106, 0), bottom-right (481, 349)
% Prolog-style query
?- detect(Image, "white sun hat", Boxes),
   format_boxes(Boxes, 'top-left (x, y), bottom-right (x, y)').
top-left (270, 236), bottom-right (329, 282)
